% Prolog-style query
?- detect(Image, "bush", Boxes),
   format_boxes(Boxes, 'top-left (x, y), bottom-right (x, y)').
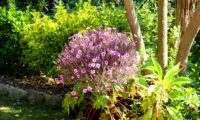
top-left (0, 4), bottom-right (31, 76)
top-left (0, 0), bottom-right (160, 77)
top-left (134, 58), bottom-right (200, 119)
top-left (61, 28), bottom-right (139, 118)
top-left (19, 1), bottom-right (129, 76)
top-left (19, 1), bottom-right (101, 76)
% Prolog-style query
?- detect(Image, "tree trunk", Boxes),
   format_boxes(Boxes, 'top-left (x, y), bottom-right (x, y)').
top-left (124, 0), bottom-right (146, 64)
top-left (157, 0), bottom-right (168, 70)
top-left (176, 4), bottom-right (200, 70)
top-left (175, 0), bottom-right (182, 27)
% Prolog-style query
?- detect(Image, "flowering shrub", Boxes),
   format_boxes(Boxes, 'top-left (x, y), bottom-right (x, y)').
top-left (58, 27), bottom-right (139, 119)
top-left (57, 27), bottom-right (138, 89)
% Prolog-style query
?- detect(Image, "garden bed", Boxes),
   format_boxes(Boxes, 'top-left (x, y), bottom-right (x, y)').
top-left (0, 75), bottom-right (71, 107)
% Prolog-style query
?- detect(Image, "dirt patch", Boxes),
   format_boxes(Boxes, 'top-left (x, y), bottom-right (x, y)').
top-left (0, 75), bottom-right (71, 96)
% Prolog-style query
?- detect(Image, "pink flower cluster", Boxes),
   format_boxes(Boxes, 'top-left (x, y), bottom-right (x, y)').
top-left (56, 27), bottom-right (139, 90)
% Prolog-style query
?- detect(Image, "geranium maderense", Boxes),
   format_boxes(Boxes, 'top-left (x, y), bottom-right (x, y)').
top-left (56, 27), bottom-right (139, 89)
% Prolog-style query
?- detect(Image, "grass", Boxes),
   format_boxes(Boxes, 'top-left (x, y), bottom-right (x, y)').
top-left (0, 95), bottom-right (68, 120)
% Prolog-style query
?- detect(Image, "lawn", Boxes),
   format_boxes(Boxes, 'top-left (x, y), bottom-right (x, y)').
top-left (0, 95), bottom-right (68, 120)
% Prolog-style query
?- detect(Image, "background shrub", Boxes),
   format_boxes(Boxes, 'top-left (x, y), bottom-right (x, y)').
top-left (0, 0), bottom-right (182, 78)
top-left (19, 0), bottom-right (130, 76)
top-left (0, 4), bottom-right (31, 76)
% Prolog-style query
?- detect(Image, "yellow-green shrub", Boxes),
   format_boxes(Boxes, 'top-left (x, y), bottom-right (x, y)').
top-left (19, 1), bottom-right (128, 76)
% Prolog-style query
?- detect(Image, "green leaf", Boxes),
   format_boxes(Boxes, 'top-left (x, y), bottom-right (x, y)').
top-left (164, 63), bottom-right (180, 81)
top-left (143, 65), bottom-right (155, 72)
top-left (166, 106), bottom-right (183, 120)
top-left (151, 58), bottom-right (163, 81)
top-left (170, 77), bottom-right (191, 86)
top-left (148, 85), bottom-right (157, 96)
top-left (137, 77), bottom-right (149, 89)
top-left (92, 95), bottom-right (108, 109)
top-left (142, 108), bottom-right (153, 120)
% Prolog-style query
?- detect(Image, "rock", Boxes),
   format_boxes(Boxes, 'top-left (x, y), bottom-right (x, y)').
top-left (43, 93), bottom-right (62, 107)
top-left (0, 83), bottom-right (9, 95)
top-left (0, 81), bottom-right (64, 108)
top-left (8, 86), bottom-right (27, 99)
top-left (27, 90), bottom-right (44, 104)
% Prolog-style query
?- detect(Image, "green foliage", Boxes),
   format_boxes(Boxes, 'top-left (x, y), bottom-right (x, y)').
top-left (0, 3), bottom-right (32, 76)
top-left (0, 0), bottom-right (162, 77)
top-left (62, 77), bottom-right (127, 119)
top-left (134, 58), bottom-right (199, 119)
top-left (19, 0), bottom-right (130, 76)
top-left (99, 3), bottom-right (129, 32)
top-left (187, 31), bottom-right (200, 88)
top-left (136, 0), bottom-right (158, 54)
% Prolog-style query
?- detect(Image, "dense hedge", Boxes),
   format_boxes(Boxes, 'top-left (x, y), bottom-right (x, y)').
top-left (0, 1), bottom-right (132, 76)
top-left (0, 6), bottom-right (32, 76)
top-left (0, 0), bottom-right (163, 77)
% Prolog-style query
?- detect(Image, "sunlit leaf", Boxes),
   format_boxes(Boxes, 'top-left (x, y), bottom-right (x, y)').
top-left (164, 63), bottom-right (180, 81)
top-left (170, 77), bottom-right (191, 86)
top-left (166, 106), bottom-right (183, 120)
top-left (151, 58), bottom-right (163, 81)
top-left (148, 85), bottom-right (157, 96)
top-left (142, 108), bottom-right (153, 120)
top-left (137, 77), bottom-right (149, 89)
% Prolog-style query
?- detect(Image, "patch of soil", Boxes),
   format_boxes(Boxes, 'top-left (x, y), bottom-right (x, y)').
top-left (0, 75), bottom-right (71, 96)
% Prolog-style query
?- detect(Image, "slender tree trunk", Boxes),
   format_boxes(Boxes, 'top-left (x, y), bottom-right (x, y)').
top-left (175, 0), bottom-right (182, 26)
top-left (157, 0), bottom-right (168, 70)
top-left (124, 0), bottom-right (146, 64)
top-left (176, 4), bottom-right (200, 69)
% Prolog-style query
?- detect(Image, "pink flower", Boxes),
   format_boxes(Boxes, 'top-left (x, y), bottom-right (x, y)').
top-left (92, 58), bottom-right (97, 62)
top-left (76, 74), bottom-right (80, 79)
top-left (81, 69), bottom-right (86, 74)
top-left (90, 70), bottom-right (95, 74)
top-left (83, 86), bottom-right (93, 94)
top-left (59, 75), bottom-right (64, 80)
top-left (74, 69), bottom-right (78, 74)
top-left (86, 54), bottom-right (90, 59)
top-left (114, 46), bottom-right (118, 50)
top-left (55, 78), bottom-right (59, 84)
top-left (71, 91), bottom-right (78, 97)
top-left (81, 42), bottom-right (86, 47)
top-left (66, 55), bottom-right (71, 59)
top-left (83, 89), bottom-right (88, 93)
top-left (107, 70), bottom-right (112, 75)
top-left (76, 54), bottom-right (81, 59)
top-left (95, 63), bottom-right (101, 68)
top-left (89, 42), bottom-right (93, 46)
top-left (104, 60), bottom-right (108, 65)
top-left (78, 50), bottom-right (82, 54)
top-left (91, 63), bottom-right (95, 67)
top-left (88, 63), bottom-right (92, 67)
top-left (101, 52), bottom-right (106, 57)
top-left (87, 86), bottom-right (93, 92)
top-left (112, 79), bottom-right (120, 83)
top-left (60, 79), bottom-right (64, 85)
top-left (71, 76), bottom-right (75, 79)
top-left (70, 49), bottom-right (74, 53)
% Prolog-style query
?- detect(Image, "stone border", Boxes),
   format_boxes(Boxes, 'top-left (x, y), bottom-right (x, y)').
top-left (0, 83), bottom-right (63, 108)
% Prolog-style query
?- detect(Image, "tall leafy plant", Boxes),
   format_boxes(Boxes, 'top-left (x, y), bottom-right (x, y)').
top-left (133, 58), bottom-right (199, 119)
